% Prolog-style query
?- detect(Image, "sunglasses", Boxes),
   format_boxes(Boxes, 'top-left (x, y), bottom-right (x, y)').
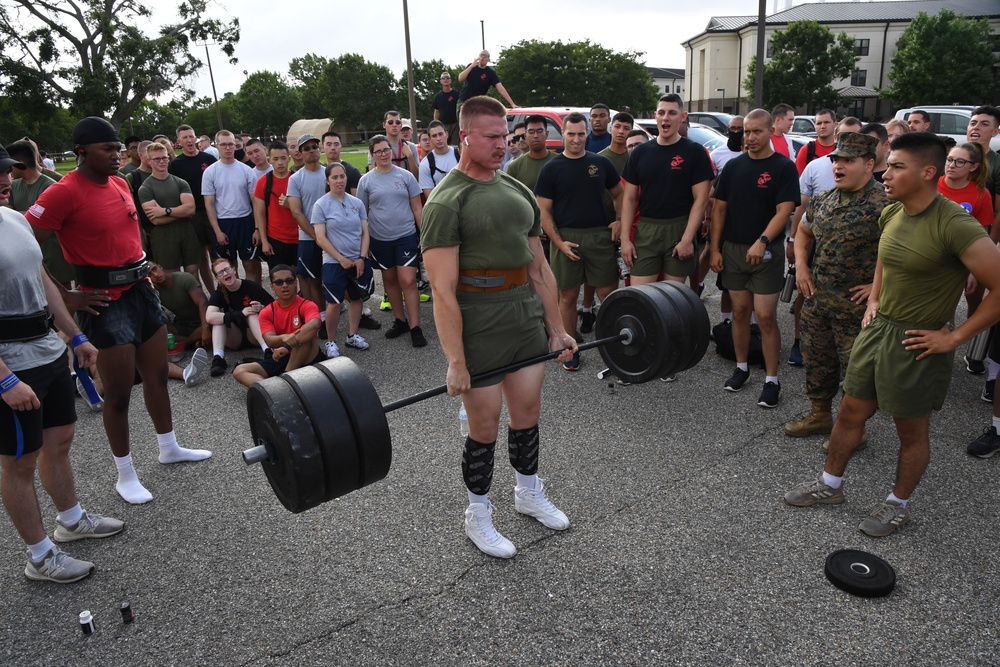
top-left (271, 278), bottom-right (296, 286)
top-left (385, 120), bottom-right (402, 125)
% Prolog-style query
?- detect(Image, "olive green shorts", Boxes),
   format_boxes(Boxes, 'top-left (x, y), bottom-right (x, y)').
top-left (151, 220), bottom-right (202, 268)
top-left (718, 240), bottom-right (785, 294)
top-left (190, 210), bottom-right (213, 247)
top-left (549, 226), bottom-right (618, 290)
top-left (843, 315), bottom-right (954, 418)
top-left (632, 216), bottom-right (694, 278)
top-left (457, 283), bottom-right (549, 388)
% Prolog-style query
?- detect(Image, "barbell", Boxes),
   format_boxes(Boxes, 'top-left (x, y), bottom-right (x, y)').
top-left (243, 282), bottom-right (710, 513)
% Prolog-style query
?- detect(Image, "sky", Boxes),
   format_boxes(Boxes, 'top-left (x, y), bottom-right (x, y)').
top-left (164, 0), bottom-right (771, 101)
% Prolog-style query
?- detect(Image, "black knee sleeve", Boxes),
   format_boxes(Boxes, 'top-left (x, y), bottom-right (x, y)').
top-left (462, 437), bottom-right (495, 495)
top-left (507, 424), bottom-right (539, 476)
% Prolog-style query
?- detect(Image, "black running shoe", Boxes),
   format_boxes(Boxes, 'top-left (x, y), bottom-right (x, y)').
top-left (358, 313), bottom-right (382, 330)
top-left (209, 355), bottom-right (228, 377)
top-left (724, 367), bottom-right (750, 392)
top-left (410, 326), bottom-right (427, 348)
top-left (385, 318), bottom-right (410, 339)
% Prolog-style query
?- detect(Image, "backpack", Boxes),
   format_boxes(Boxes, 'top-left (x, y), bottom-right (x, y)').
top-left (804, 141), bottom-right (818, 166)
top-left (426, 147), bottom-right (460, 186)
top-left (262, 171), bottom-right (274, 223)
top-left (712, 319), bottom-right (764, 366)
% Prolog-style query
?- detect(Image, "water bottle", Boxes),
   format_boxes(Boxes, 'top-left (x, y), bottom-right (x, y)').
top-left (762, 250), bottom-right (773, 262)
top-left (167, 333), bottom-right (175, 351)
top-left (458, 405), bottom-right (469, 436)
top-left (780, 266), bottom-right (796, 303)
top-left (617, 249), bottom-right (630, 279)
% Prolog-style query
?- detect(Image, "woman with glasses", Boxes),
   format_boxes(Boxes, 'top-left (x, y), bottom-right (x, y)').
top-left (204, 257), bottom-right (274, 377)
top-left (357, 135), bottom-right (426, 348)
top-left (939, 143), bottom-right (994, 229)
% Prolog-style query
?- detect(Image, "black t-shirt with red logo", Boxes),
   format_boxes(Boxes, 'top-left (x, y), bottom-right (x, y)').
top-left (169, 151), bottom-right (217, 212)
top-left (621, 137), bottom-right (713, 219)
top-left (433, 90), bottom-right (459, 124)
top-left (459, 66), bottom-right (501, 101)
top-left (714, 152), bottom-right (800, 244)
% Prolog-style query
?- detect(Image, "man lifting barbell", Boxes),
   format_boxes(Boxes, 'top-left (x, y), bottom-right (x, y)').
top-left (420, 96), bottom-right (577, 558)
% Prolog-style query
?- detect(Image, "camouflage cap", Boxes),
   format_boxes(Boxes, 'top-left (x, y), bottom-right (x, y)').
top-left (829, 132), bottom-right (878, 159)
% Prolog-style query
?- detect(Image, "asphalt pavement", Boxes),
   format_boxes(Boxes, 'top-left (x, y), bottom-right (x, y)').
top-left (2, 278), bottom-right (997, 666)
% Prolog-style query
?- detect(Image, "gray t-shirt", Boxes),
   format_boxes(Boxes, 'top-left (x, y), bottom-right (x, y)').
top-left (367, 140), bottom-right (419, 173)
top-left (357, 167), bottom-right (421, 242)
top-left (201, 160), bottom-right (257, 219)
top-left (311, 193), bottom-right (367, 262)
top-left (0, 209), bottom-right (67, 371)
top-left (288, 166), bottom-right (328, 242)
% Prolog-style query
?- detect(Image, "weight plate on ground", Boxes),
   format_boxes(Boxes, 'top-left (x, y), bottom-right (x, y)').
top-left (247, 377), bottom-right (326, 513)
top-left (824, 549), bottom-right (896, 598)
top-left (316, 357), bottom-right (393, 488)
top-left (594, 286), bottom-right (670, 383)
top-left (643, 281), bottom-right (710, 375)
top-left (282, 364), bottom-right (361, 502)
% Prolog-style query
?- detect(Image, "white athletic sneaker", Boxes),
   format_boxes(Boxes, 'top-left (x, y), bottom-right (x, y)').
top-left (183, 348), bottom-right (210, 387)
top-left (514, 480), bottom-right (570, 530)
top-left (325, 341), bottom-right (340, 359)
top-left (464, 502), bottom-right (516, 558)
top-left (345, 334), bottom-right (369, 350)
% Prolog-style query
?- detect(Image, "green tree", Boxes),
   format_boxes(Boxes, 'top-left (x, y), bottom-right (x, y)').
top-left (742, 21), bottom-right (857, 112)
top-left (0, 97), bottom-right (75, 152)
top-left (183, 96), bottom-right (237, 137)
top-left (494, 40), bottom-right (658, 112)
top-left (0, 0), bottom-right (239, 129)
top-left (129, 98), bottom-right (190, 139)
top-left (231, 71), bottom-right (301, 138)
top-left (882, 10), bottom-right (998, 107)
top-left (289, 53), bottom-right (398, 131)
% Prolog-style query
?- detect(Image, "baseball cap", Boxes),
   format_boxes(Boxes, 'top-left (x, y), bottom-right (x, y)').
top-left (0, 145), bottom-right (26, 171)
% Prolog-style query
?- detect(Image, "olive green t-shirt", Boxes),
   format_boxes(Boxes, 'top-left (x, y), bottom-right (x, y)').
top-left (156, 271), bottom-right (202, 326)
top-left (10, 175), bottom-right (55, 212)
top-left (138, 173), bottom-right (192, 208)
top-left (421, 169), bottom-right (540, 269)
top-left (598, 146), bottom-right (627, 220)
top-left (877, 195), bottom-right (987, 325)
top-left (505, 152), bottom-right (555, 193)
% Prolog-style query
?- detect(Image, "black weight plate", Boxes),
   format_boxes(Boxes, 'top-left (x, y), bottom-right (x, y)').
top-left (282, 365), bottom-right (361, 502)
top-left (644, 281), bottom-right (711, 375)
top-left (316, 357), bottom-right (393, 488)
top-left (594, 286), bottom-right (670, 383)
top-left (247, 377), bottom-right (326, 513)
top-left (655, 280), bottom-right (710, 371)
top-left (641, 283), bottom-right (690, 377)
top-left (825, 549), bottom-right (896, 598)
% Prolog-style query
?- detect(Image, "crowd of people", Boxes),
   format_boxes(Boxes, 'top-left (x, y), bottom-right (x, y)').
top-left (2, 85), bottom-right (999, 570)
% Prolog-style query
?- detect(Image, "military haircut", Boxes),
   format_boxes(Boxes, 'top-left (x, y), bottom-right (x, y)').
top-left (459, 96), bottom-right (506, 130)
top-left (889, 131), bottom-right (947, 177)
top-left (658, 93), bottom-right (685, 109)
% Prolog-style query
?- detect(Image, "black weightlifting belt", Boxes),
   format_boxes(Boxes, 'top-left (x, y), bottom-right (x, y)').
top-left (74, 257), bottom-right (149, 289)
top-left (0, 310), bottom-right (55, 343)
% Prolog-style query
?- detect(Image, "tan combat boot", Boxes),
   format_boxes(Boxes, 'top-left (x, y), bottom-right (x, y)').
top-left (784, 399), bottom-right (834, 437)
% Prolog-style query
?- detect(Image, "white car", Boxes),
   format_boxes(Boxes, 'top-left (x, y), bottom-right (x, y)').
top-left (895, 106), bottom-right (1000, 151)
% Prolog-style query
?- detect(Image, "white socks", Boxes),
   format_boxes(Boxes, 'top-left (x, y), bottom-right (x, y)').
top-left (515, 473), bottom-right (539, 490)
top-left (821, 471), bottom-right (843, 489)
top-left (765, 375), bottom-right (779, 385)
top-left (28, 537), bottom-right (56, 561)
top-left (736, 362), bottom-right (748, 372)
top-left (114, 454), bottom-right (152, 504)
top-left (992, 416), bottom-right (1000, 431)
top-left (990, 359), bottom-right (1000, 381)
top-left (157, 431), bottom-right (212, 464)
top-left (468, 491), bottom-right (489, 506)
top-left (887, 492), bottom-right (908, 508)
top-left (57, 503), bottom-right (83, 527)
top-left (213, 350), bottom-right (224, 358)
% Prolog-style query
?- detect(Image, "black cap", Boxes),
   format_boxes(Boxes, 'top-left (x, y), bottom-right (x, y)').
top-left (0, 144), bottom-right (26, 171)
top-left (72, 116), bottom-right (119, 146)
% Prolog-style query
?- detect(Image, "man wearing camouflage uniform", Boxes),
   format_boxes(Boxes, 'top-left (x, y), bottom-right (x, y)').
top-left (784, 133), bottom-right (887, 450)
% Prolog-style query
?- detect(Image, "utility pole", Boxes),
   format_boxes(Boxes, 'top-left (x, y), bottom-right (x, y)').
top-left (480, 21), bottom-right (485, 50)
top-left (753, 0), bottom-right (766, 109)
top-left (201, 42), bottom-right (224, 131)
top-left (402, 0), bottom-right (417, 133)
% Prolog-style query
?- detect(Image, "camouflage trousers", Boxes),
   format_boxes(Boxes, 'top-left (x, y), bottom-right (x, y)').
top-left (800, 295), bottom-right (865, 402)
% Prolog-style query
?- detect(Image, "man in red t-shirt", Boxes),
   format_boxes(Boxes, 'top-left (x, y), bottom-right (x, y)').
top-left (253, 141), bottom-right (299, 269)
top-left (795, 109), bottom-right (838, 175)
top-left (233, 264), bottom-right (323, 387)
top-left (26, 116), bottom-right (211, 505)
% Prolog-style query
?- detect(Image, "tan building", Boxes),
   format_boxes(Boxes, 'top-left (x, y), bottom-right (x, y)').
top-left (682, 0), bottom-right (1000, 119)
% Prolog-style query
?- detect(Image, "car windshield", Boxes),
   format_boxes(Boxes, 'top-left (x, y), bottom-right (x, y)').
top-left (686, 126), bottom-right (726, 151)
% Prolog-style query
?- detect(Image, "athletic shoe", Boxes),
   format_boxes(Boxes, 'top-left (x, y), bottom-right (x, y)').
top-left (209, 355), bottom-right (227, 377)
top-left (379, 294), bottom-right (391, 311)
top-left (24, 546), bottom-right (94, 584)
top-left (385, 318), bottom-right (410, 339)
top-left (419, 293), bottom-right (431, 302)
top-left (183, 348), bottom-right (210, 387)
top-left (410, 326), bottom-right (427, 348)
top-left (562, 352), bottom-right (581, 372)
top-left (787, 341), bottom-right (803, 367)
top-left (53, 511), bottom-right (125, 543)
top-left (967, 426), bottom-right (1000, 459)
top-left (464, 503), bottom-right (516, 558)
top-left (724, 367), bottom-right (750, 392)
top-left (345, 334), bottom-right (369, 350)
top-left (75, 377), bottom-right (103, 412)
top-left (660, 374), bottom-right (677, 382)
top-left (514, 480), bottom-right (570, 530)
top-left (965, 356), bottom-right (986, 375)
top-left (783, 476), bottom-right (845, 507)
top-left (757, 381), bottom-right (781, 408)
top-left (858, 499), bottom-right (909, 537)
top-left (325, 341), bottom-right (340, 358)
top-left (358, 314), bottom-right (382, 330)
top-left (982, 379), bottom-right (995, 404)
top-left (417, 279), bottom-right (430, 291)
top-left (580, 311), bottom-right (596, 334)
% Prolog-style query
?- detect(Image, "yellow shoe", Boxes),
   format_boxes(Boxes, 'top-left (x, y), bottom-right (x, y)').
top-left (379, 295), bottom-right (391, 311)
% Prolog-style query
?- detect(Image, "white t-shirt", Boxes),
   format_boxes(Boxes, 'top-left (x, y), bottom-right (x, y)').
top-left (202, 160), bottom-right (257, 218)
top-left (799, 156), bottom-right (836, 199)
top-left (419, 148), bottom-right (459, 191)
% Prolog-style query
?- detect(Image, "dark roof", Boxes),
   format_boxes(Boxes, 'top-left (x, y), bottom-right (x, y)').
top-left (706, 15), bottom-right (756, 31)
top-left (838, 85), bottom-right (881, 98)
top-left (648, 67), bottom-right (685, 79)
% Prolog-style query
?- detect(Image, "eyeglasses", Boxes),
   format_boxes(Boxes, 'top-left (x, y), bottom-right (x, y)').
top-left (728, 126), bottom-right (743, 132)
top-left (215, 267), bottom-right (234, 277)
top-left (945, 157), bottom-right (973, 167)
top-left (385, 119), bottom-right (402, 125)
top-left (217, 142), bottom-right (236, 148)
top-left (526, 128), bottom-right (546, 136)
top-left (372, 148), bottom-right (392, 156)
top-left (301, 144), bottom-right (320, 152)
top-left (440, 75), bottom-right (451, 80)
top-left (272, 278), bottom-right (296, 286)
top-left (150, 156), bottom-right (170, 162)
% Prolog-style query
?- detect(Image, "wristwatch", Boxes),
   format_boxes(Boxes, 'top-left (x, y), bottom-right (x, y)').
top-left (759, 234), bottom-right (769, 245)
top-left (164, 207), bottom-right (172, 217)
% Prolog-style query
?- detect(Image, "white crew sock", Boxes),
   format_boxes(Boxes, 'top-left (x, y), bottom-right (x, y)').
top-left (57, 503), bottom-right (83, 527)
top-left (468, 491), bottom-right (489, 506)
top-left (213, 349), bottom-right (225, 358)
top-left (765, 375), bottom-right (779, 385)
top-left (989, 359), bottom-right (1000, 381)
top-left (114, 454), bottom-right (152, 504)
top-left (887, 492), bottom-right (908, 508)
top-left (581, 307), bottom-right (592, 314)
top-left (737, 362), bottom-right (748, 372)
top-left (28, 537), bottom-right (56, 561)
top-left (157, 430), bottom-right (212, 464)
top-left (720, 312), bottom-right (732, 323)
top-left (821, 471), bottom-right (843, 489)
top-left (992, 416), bottom-right (1000, 432)
top-left (515, 473), bottom-right (539, 491)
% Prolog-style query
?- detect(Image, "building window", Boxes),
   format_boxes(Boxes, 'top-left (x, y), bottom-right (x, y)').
top-left (665, 84), bottom-right (670, 92)
top-left (765, 41), bottom-right (772, 58)
top-left (855, 38), bottom-right (870, 56)
top-left (851, 69), bottom-right (867, 87)
top-left (676, 85), bottom-right (682, 93)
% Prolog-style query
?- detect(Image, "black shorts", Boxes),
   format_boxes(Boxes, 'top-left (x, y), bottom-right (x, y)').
top-left (0, 351), bottom-right (76, 458)
top-left (257, 348), bottom-right (325, 378)
top-left (266, 237), bottom-right (299, 269)
top-left (79, 281), bottom-right (168, 349)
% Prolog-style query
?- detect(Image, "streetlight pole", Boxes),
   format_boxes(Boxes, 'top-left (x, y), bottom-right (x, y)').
top-left (402, 0), bottom-right (417, 134)
top-left (201, 42), bottom-right (224, 131)
top-left (480, 21), bottom-right (485, 50)
top-left (716, 88), bottom-right (726, 113)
